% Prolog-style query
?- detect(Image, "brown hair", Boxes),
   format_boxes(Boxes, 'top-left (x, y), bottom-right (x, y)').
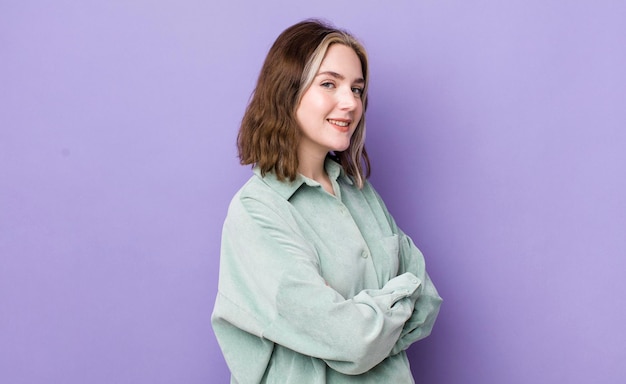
top-left (237, 19), bottom-right (371, 188)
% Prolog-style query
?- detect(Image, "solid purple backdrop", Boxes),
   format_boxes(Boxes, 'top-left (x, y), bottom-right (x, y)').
top-left (1, 1), bottom-right (625, 383)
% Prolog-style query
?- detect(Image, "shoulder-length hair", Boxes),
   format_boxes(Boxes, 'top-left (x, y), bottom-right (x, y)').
top-left (237, 19), bottom-right (371, 188)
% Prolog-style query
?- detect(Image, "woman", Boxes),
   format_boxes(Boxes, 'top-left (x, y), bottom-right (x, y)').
top-left (212, 19), bottom-right (442, 383)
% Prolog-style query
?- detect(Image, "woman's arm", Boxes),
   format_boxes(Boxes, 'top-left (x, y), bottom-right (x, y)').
top-left (390, 232), bottom-right (443, 355)
top-left (212, 194), bottom-right (420, 375)
top-left (366, 184), bottom-right (443, 355)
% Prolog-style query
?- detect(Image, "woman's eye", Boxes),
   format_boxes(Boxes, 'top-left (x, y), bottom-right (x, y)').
top-left (321, 82), bottom-right (335, 89)
top-left (352, 87), bottom-right (363, 96)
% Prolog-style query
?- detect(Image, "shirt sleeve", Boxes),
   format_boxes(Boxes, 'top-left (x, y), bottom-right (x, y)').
top-left (212, 194), bottom-right (421, 376)
top-left (367, 185), bottom-right (443, 356)
top-left (389, 232), bottom-right (443, 355)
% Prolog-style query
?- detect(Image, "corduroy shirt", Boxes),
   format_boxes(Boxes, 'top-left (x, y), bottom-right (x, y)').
top-left (212, 158), bottom-right (442, 383)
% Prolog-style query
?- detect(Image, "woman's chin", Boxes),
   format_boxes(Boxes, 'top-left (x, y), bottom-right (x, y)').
top-left (331, 142), bottom-right (351, 153)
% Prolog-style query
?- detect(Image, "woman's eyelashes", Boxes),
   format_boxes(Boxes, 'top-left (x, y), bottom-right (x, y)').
top-left (319, 81), bottom-right (363, 97)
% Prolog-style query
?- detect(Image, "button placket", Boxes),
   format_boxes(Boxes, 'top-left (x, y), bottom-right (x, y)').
top-left (338, 203), bottom-right (348, 215)
top-left (336, 200), bottom-right (375, 271)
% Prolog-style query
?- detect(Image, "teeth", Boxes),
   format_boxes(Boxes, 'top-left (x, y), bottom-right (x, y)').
top-left (328, 119), bottom-right (349, 127)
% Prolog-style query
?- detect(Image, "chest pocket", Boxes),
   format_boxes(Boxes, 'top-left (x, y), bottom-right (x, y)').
top-left (377, 234), bottom-right (400, 282)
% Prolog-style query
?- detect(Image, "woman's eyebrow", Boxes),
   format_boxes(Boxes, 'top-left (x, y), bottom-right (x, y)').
top-left (317, 71), bottom-right (365, 84)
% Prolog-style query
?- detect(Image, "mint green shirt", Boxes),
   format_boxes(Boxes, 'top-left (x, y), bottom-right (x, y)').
top-left (212, 158), bottom-right (442, 383)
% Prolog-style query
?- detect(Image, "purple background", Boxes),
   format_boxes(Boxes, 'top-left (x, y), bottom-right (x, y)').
top-left (2, 1), bottom-right (625, 383)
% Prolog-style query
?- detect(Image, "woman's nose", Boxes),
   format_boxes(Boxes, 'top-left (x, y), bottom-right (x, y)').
top-left (337, 86), bottom-right (358, 110)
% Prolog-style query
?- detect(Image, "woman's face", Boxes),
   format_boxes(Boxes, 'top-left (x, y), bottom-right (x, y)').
top-left (295, 44), bottom-right (364, 161)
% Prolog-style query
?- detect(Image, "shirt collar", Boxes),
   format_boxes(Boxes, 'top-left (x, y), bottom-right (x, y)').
top-left (254, 157), bottom-right (352, 200)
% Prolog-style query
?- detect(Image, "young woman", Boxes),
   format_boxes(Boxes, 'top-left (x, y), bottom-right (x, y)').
top-left (212, 19), bottom-right (442, 383)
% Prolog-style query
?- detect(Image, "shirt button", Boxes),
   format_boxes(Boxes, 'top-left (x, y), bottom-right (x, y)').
top-left (411, 278), bottom-right (419, 284)
top-left (361, 250), bottom-right (369, 258)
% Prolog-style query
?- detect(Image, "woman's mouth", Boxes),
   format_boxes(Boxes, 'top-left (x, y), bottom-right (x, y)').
top-left (327, 119), bottom-right (351, 132)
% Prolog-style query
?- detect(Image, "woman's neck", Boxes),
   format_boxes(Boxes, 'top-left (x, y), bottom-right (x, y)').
top-left (297, 150), bottom-right (334, 195)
